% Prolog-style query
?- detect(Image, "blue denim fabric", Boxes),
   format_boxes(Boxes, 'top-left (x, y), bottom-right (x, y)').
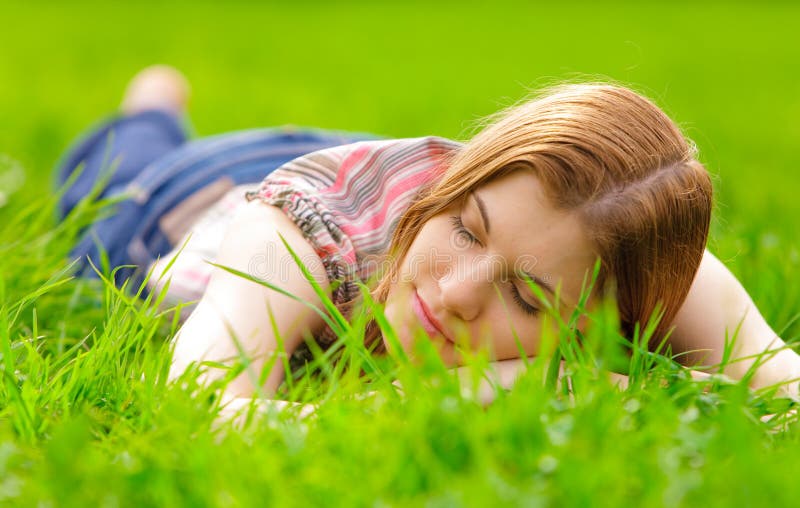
top-left (55, 110), bottom-right (379, 289)
top-left (55, 110), bottom-right (189, 218)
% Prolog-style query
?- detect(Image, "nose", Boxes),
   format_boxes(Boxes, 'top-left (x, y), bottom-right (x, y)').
top-left (437, 254), bottom-right (502, 322)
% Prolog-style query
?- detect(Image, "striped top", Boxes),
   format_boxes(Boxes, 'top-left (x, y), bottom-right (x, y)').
top-left (148, 136), bottom-right (462, 342)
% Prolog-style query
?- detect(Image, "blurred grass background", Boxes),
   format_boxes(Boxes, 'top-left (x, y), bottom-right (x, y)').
top-left (1, 1), bottom-right (800, 506)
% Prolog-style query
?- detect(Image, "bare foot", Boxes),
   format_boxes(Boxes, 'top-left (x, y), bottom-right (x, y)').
top-left (120, 65), bottom-right (190, 116)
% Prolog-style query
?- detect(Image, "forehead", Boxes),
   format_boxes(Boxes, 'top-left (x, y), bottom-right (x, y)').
top-left (470, 170), bottom-right (596, 303)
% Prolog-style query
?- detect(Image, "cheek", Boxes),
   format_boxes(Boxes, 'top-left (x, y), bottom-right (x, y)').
top-left (412, 221), bottom-right (464, 281)
top-left (381, 286), bottom-right (415, 354)
top-left (482, 305), bottom-right (545, 360)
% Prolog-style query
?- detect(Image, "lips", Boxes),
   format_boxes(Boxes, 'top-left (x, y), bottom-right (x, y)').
top-left (412, 289), bottom-right (450, 341)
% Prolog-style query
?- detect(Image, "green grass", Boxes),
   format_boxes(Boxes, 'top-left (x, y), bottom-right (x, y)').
top-left (2, 1), bottom-right (800, 506)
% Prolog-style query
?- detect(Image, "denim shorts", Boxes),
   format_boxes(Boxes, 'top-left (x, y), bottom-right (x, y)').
top-left (55, 110), bottom-right (378, 289)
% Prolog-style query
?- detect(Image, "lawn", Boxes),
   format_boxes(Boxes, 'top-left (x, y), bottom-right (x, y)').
top-left (1, 1), bottom-right (800, 506)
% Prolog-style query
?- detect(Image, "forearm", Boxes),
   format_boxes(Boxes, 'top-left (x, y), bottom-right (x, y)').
top-left (670, 250), bottom-right (800, 395)
top-left (458, 359), bottom-right (725, 407)
top-left (450, 358), bottom-right (631, 405)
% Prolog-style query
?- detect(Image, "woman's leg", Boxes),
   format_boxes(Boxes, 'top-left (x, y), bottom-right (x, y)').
top-left (59, 66), bottom-right (380, 291)
top-left (55, 66), bottom-right (190, 218)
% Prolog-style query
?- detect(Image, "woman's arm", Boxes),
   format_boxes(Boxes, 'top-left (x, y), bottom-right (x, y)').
top-left (471, 248), bottom-right (800, 403)
top-left (669, 249), bottom-right (800, 395)
top-left (169, 200), bottom-right (330, 398)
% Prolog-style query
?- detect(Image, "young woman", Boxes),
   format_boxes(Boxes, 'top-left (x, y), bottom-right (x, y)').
top-left (57, 66), bottom-right (800, 401)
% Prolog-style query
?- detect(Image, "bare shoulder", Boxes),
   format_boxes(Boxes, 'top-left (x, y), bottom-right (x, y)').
top-left (217, 200), bottom-right (328, 287)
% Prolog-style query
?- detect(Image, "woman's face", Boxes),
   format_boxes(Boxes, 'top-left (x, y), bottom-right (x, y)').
top-left (383, 169), bottom-right (597, 366)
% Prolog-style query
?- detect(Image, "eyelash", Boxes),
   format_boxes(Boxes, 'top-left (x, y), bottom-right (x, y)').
top-left (449, 215), bottom-right (479, 246)
top-left (511, 284), bottom-right (540, 316)
top-left (449, 214), bottom-right (539, 317)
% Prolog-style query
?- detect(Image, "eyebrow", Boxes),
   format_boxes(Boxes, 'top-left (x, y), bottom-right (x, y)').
top-left (518, 271), bottom-right (556, 299)
top-left (470, 191), bottom-right (559, 300)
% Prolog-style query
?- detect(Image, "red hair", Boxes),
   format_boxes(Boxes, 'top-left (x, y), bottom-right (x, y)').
top-left (367, 84), bottom-right (712, 349)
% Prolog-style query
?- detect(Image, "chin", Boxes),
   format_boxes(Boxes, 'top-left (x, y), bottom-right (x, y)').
top-left (381, 325), bottom-right (462, 369)
top-left (380, 333), bottom-right (412, 359)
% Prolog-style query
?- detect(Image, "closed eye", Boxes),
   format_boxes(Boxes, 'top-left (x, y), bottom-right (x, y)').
top-left (511, 283), bottom-right (540, 316)
top-left (449, 214), bottom-right (480, 247)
